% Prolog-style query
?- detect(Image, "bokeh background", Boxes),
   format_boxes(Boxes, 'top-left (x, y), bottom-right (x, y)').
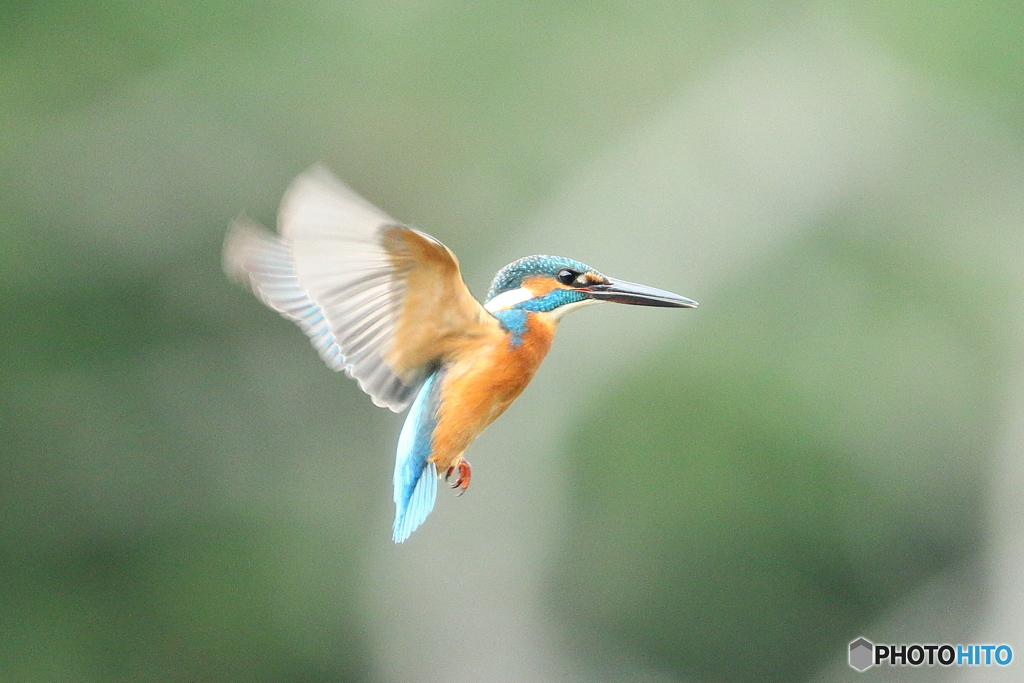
top-left (3, 2), bottom-right (1023, 682)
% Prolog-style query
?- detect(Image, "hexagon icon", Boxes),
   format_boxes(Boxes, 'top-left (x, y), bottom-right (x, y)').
top-left (849, 637), bottom-right (874, 671)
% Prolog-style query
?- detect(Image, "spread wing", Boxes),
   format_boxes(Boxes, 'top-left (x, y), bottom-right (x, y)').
top-left (224, 164), bottom-right (496, 412)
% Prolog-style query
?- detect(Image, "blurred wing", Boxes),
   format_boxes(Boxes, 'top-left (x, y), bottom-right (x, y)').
top-left (224, 216), bottom-right (346, 372)
top-left (225, 164), bottom-right (496, 412)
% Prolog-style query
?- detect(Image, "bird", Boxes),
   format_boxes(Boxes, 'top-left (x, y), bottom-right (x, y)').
top-left (224, 165), bottom-right (698, 542)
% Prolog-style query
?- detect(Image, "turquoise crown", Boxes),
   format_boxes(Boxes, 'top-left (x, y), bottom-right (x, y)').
top-left (485, 255), bottom-right (595, 302)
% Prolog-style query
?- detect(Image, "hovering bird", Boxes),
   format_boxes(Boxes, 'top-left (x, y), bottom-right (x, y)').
top-left (224, 165), bottom-right (697, 542)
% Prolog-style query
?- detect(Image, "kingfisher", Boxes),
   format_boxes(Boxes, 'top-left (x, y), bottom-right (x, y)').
top-left (224, 165), bottom-right (697, 542)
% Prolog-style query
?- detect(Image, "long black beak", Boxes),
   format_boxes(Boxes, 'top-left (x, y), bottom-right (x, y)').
top-left (586, 277), bottom-right (698, 308)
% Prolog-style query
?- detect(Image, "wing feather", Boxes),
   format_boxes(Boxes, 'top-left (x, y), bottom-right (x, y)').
top-left (223, 217), bottom-right (347, 372)
top-left (225, 164), bottom-right (498, 412)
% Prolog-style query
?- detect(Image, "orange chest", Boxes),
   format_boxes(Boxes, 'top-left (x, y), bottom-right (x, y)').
top-left (492, 310), bottom-right (555, 378)
top-left (449, 312), bottom-right (555, 402)
top-left (427, 312), bottom-right (557, 466)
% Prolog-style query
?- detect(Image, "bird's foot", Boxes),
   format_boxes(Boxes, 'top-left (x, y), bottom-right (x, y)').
top-left (444, 460), bottom-right (471, 495)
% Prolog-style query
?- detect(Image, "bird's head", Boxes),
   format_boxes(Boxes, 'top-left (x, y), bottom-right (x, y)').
top-left (483, 255), bottom-right (697, 320)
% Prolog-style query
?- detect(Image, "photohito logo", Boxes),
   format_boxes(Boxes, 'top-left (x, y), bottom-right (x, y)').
top-left (849, 637), bottom-right (1013, 672)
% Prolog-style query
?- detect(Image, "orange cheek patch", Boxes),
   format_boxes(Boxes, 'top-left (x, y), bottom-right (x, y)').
top-left (522, 275), bottom-right (569, 296)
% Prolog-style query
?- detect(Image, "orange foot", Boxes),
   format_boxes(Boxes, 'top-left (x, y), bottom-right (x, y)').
top-left (445, 460), bottom-right (472, 495)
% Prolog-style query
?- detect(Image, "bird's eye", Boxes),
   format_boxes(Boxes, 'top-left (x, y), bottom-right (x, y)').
top-left (557, 269), bottom-right (578, 286)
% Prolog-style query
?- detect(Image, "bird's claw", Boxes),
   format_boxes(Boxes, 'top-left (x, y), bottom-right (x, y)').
top-left (444, 460), bottom-right (471, 495)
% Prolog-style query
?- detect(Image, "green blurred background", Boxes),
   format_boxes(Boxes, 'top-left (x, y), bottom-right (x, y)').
top-left (3, 2), bottom-right (1024, 682)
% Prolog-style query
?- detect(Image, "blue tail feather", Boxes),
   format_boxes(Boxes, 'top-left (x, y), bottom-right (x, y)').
top-left (392, 371), bottom-right (442, 542)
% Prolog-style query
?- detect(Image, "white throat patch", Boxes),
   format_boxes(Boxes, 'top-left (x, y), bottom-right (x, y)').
top-left (547, 297), bottom-right (603, 321)
top-left (484, 286), bottom-right (605, 320)
top-left (484, 287), bottom-right (533, 312)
